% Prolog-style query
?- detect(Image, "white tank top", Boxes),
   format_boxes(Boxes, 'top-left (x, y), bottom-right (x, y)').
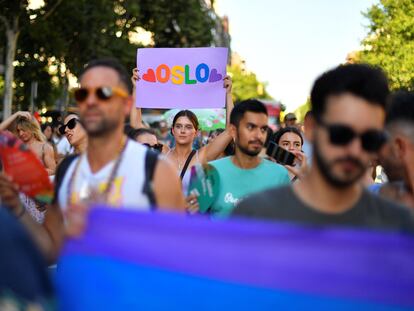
top-left (58, 140), bottom-right (151, 211)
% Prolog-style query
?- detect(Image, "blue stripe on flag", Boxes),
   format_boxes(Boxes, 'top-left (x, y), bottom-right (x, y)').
top-left (57, 254), bottom-right (413, 311)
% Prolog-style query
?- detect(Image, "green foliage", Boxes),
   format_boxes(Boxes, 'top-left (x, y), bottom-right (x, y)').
top-left (0, 75), bottom-right (3, 96)
top-left (293, 97), bottom-right (311, 123)
top-left (139, 0), bottom-right (214, 47)
top-left (227, 65), bottom-right (272, 103)
top-left (1, 0), bottom-right (216, 110)
top-left (359, 0), bottom-right (414, 90)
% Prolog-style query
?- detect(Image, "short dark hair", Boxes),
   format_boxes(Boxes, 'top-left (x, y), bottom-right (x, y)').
top-left (79, 58), bottom-right (133, 95)
top-left (230, 99), bottom-right (268, 127)
top-left (40, 123), bottom-right (52, 132)
top-left (272, 126), bottom-right (304, 146)
top-left (127, 127), bottom-right (157, 140)
top-left (386, 91), bottom-right (414, 126)
top-left (310, 64), bottom-right (389, 122)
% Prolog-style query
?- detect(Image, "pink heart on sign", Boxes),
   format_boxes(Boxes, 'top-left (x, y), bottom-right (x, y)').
top-left (209, 69), bottom-right (222, 82)
top-left (142, 69), bottom-right (156, 82)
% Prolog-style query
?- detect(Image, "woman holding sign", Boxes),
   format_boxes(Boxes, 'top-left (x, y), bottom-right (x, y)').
top-left (132, 69), bottom-right (234, 199)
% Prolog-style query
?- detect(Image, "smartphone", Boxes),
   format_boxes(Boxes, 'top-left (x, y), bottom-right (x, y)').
top-left (266, 142), bottom-right (295, 166)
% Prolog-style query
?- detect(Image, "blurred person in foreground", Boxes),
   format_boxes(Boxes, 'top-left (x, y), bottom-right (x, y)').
top-left (374, 91), bottom-right (414, 209)
top-left (0, 58), bottom-right (186, 263)
top-left (301, 110), bottom-right (313, 164)
top-left (0, 208), bottom-right (55, 309)
top-left (201, 100), bottom-right (290, 218)
top-left (235, 64), bottom-right (414, 231)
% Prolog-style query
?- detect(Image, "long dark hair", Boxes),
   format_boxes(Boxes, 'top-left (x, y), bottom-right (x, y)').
top-left (273, 127), bottom-right (304, 146)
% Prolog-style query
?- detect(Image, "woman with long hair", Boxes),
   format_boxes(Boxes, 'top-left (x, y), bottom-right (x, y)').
top-left (131, 69), bottom-right (234, 196)
top-left (272, 126), bottom-right (307, 182)
top-left (1, 112), bottom-right (56, 223)
top-left (14, 115), bottom-right (56, 176)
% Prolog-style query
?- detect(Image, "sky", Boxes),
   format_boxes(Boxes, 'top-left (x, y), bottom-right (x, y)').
top-left (216, 0), bottom-right (378, 111)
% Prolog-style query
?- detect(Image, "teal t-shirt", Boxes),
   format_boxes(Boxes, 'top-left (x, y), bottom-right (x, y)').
top-left (208, 157), bottom-right (290, 217)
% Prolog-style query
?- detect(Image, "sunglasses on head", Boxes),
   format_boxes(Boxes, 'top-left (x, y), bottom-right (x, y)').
top-left (59, 118), bottom-right (78, 135)
top-left (143, 143), bottom-right (163, 152)
top-left (319, 120), bottom-right (387, 152)
top-left (74, 86), bottom-right (128, 102)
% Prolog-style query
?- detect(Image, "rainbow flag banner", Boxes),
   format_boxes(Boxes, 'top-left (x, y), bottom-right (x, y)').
top-left (56, 207), bottom-right (414, 311)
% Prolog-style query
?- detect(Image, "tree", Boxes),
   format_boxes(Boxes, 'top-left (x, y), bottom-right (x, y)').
top-left (227, 64), bottom-right (271, 102)
top-left (359, 0), bottom-right (414, 90)
top-left (293, 97), bottom-right (311, 123)
top-left (1, 0), bottom-right (216, 115)
top-left (138, 0), bottom-right (214, 48)
top-left (0, 0), bottom-right (63, 118)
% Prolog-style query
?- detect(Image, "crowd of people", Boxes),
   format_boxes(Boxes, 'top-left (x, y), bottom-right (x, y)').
top-left (0, 58), bottom-right (413, 306)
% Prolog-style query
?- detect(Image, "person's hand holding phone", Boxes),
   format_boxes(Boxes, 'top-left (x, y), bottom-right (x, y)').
top-left (266, 142), bottom-right (308, 181)
top-left (266, 142), bottom-right (295, 166)
top-left (284, 149), bottom-right (308, 180)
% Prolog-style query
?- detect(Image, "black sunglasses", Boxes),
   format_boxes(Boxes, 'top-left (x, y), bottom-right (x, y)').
top-left (319, 120), bottom-right (387, 152)
top-left (59, 118), bottom-right (78, 135)
top-left (74, 86), bottom-right (128, 102)
top-left (143, 143), bottom-right (163, 152)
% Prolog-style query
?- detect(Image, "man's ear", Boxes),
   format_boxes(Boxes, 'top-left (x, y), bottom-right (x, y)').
top-left (394, 136), bottom-right (406, 159)
top-left (229, 123), bottom-right (237, 141)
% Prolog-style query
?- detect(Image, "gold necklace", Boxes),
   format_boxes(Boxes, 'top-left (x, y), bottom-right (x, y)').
top-left (173, 148), bottom-right (191, 171)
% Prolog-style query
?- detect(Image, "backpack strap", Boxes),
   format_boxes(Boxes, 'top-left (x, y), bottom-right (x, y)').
top-left (53, 154), bottom-right (79, 205)
top-left (142, 149), bottom-right (158, 208)
top-left (180, 150), bottom-right (196, 180)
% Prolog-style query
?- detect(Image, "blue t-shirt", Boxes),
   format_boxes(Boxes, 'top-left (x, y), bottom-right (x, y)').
top-left (208, 157), bottom-right (290, 217)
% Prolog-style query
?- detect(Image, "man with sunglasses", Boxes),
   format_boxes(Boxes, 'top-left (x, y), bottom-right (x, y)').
top-left (0, 58), bottom-right (186, 263)
top-left (234, 64), bottom-right (414, 231)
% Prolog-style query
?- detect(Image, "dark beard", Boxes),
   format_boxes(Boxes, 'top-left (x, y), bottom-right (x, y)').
top-left (314, 139), bottom-right (366, 189)
top-left (235, 130), bottom-right (262, 157)
top-left (237, 143), bottom-right (261, 157)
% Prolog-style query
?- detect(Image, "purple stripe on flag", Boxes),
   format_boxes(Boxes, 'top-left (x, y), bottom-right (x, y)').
top-left (61, 207), bottom-right (414, 307)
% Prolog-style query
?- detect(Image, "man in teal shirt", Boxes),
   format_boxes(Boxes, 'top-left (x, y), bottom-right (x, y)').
top-left (208, 99), bottom-right (290, 217)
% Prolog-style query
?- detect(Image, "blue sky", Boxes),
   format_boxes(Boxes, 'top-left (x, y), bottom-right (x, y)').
top-left (216, 0), bottom-right (378, 111)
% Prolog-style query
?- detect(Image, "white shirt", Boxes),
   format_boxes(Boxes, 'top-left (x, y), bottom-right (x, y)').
top-left (56, 137), bottom-right (73, 156)
top-left (58, 140), bottom-right (151, 211)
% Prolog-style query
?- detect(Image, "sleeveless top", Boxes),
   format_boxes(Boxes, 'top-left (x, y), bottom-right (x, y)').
top-left (58, 141), bottom-right (151, 211)
top-left (166, 149), bottom-right (200, 195)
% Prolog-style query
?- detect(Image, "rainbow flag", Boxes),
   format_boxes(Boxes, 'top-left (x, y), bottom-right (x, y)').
top-left (56, 208), bottom-right (414, 310)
